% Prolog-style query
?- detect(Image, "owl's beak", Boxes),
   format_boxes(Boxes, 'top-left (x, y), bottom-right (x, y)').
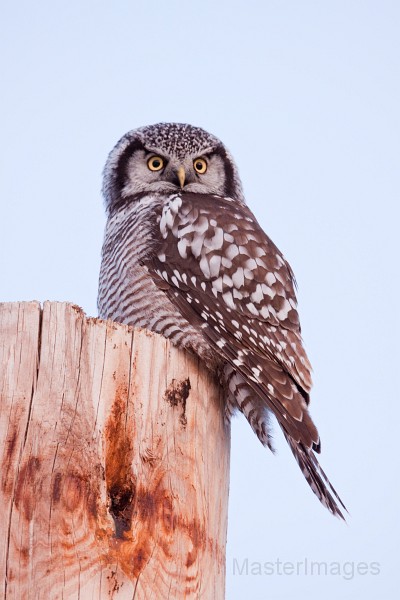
top-left (177, 166), bottom-right (186, 188)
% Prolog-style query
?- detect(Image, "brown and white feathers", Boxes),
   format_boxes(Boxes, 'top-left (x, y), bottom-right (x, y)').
top-left (98, 122), bottom-right (346, 519)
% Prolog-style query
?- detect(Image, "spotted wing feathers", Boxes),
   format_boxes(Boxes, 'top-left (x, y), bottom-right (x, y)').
top-left (145, 192), bottom-right (346, 518)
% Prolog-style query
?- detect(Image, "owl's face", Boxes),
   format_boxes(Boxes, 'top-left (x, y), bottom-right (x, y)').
top-left (103, 123), bottom-right (245, 214)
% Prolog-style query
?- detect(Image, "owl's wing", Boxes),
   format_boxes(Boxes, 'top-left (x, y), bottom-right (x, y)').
top-left (145, 192), bottom-right (313, 433)
top-left (144, 192), bottom-right (346, 517)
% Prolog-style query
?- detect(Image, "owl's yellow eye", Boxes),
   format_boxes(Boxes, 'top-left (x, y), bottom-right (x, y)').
top-left (147, 156), bottom-right (164, 171)
top-left (193, 157), bottom-right (207, 174)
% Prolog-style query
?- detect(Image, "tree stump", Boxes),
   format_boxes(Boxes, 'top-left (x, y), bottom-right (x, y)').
top-left (0, 302), bottom-right (230, 599)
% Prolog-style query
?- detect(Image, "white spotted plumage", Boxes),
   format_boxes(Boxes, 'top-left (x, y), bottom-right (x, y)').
top-left (98, 122), bottom-right (346, 519)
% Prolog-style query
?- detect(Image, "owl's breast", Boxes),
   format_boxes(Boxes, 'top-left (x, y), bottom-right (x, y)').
top-left (97, 193), bottom-right (219, 369)
top-left (98, 193), bottom-right (167, 323)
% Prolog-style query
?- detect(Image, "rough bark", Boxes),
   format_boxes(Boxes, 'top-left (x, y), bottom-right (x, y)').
top-left (0, 301), bottom-right (230, 599)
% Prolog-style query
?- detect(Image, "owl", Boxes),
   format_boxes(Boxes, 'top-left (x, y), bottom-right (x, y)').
top-left (98, 122), bottom-right (346, 519)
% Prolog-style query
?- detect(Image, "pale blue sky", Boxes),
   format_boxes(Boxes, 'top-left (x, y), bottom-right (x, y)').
top-left (1, 2), bottom-right (399, 598)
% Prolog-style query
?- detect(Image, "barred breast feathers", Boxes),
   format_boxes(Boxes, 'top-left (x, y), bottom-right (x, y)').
top-left (98, 192), bottom-right (220, 368)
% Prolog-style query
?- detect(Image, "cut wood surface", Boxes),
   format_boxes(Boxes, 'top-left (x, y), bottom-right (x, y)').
top-left (0, 302), bottom-right (230, 600)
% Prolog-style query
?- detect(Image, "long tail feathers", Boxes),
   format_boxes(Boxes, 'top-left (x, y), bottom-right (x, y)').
top-left (223, 366), bottom-right (347, 519)
top-left (283, 431), bottom-right (347, 520)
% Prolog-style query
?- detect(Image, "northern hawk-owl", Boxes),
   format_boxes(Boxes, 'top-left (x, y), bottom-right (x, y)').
top-left (98, 122), bottom-right (346, 519)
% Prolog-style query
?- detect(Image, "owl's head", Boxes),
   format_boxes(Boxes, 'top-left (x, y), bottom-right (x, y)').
top-left (103, 123), bottom-right (245, 214)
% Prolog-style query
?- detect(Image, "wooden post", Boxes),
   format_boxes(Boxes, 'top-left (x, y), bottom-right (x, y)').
top-left (0, 302), bottom-right (230, 599)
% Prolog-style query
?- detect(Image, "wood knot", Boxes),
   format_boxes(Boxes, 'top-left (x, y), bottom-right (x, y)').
top-left (109, 480), bottom-right (135, 539)
top-left (164, 378), bottom-right (191, 427)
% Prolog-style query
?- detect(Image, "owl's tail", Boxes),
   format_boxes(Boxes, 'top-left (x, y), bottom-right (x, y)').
top-left (223, 365), bottom-right (347, 519)
top-left (283, 431), bottom-right (347, 520)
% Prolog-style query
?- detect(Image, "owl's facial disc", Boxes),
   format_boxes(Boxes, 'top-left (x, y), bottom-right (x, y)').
top-left (103, 123), bottom-right (246, 213)
top-left (121, 146), bottom-right (230, 198)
